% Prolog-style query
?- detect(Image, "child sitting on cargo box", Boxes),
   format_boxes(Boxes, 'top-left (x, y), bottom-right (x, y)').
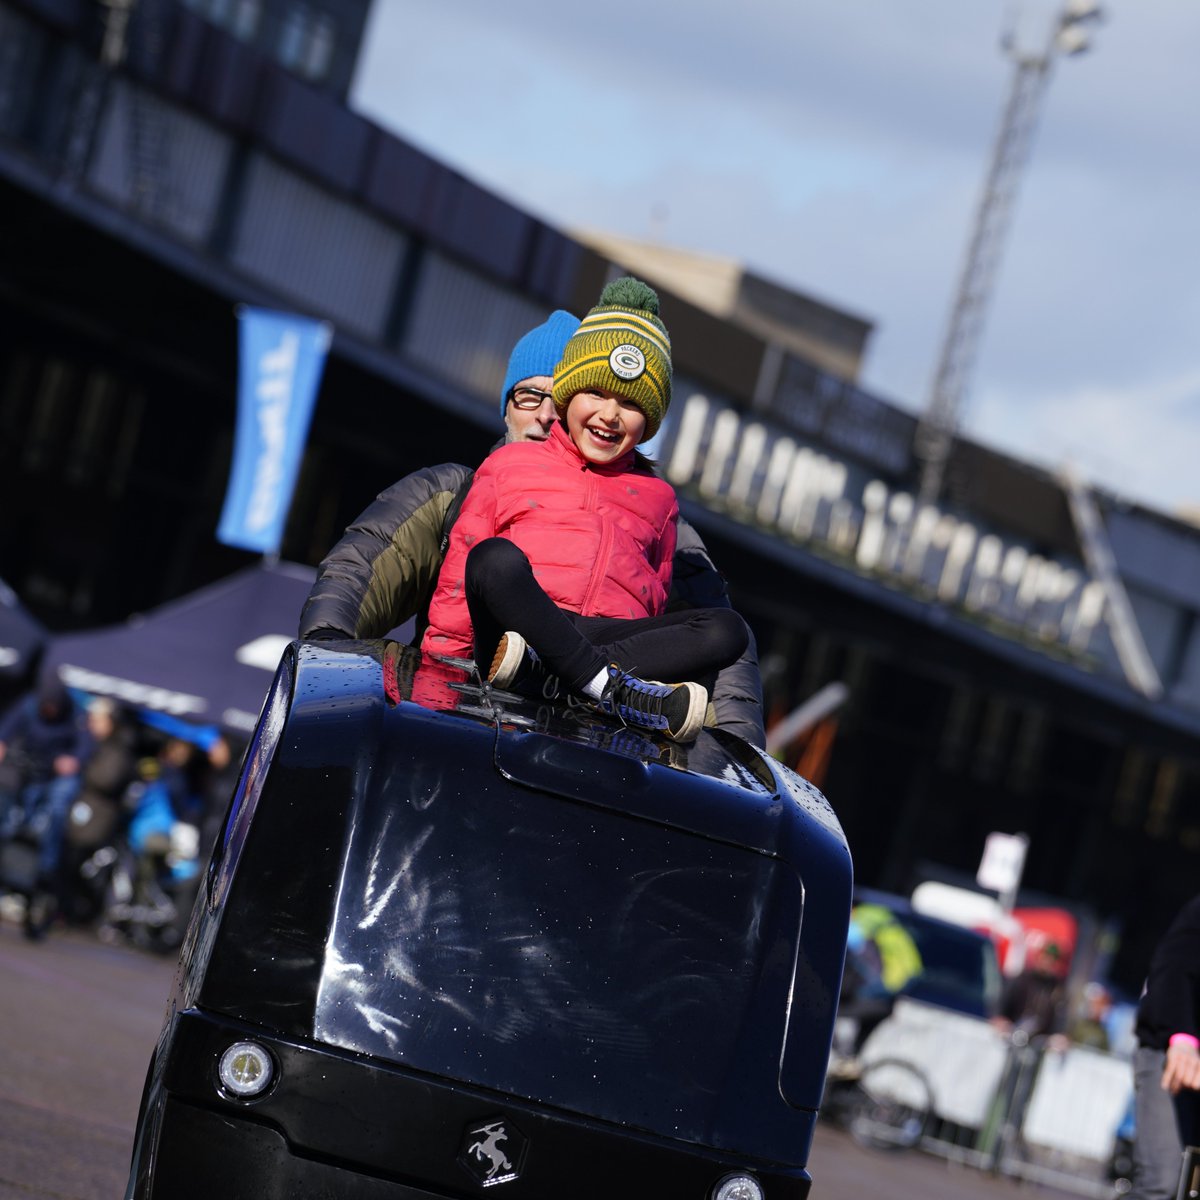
top-left (421, 277), bottom-right (748, 743)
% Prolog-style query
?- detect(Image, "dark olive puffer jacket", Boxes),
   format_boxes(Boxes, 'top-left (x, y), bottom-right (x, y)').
top-left (299, 462), bottom-right (473, 645)
top-left (299, 461), bottom-right (765, 747)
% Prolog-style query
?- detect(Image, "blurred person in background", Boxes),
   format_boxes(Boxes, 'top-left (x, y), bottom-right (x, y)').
top-left (996, 932), bottom-right (1069, 1041)
top-left (56, 696), bottom-right (139, 924)
top-left (1068, 982), bottom-right (1113, 1051)
top-left (127, 737), bottom-right (201, 887)
top-left (93, 736), bottom-right (206, 950)
top-left (834, 902), bottom-right (923, 1056)
top-left (0, 674), bottom-right (88, 893)
top-left (198, 734), bottom-right (239, 843)
top-left (1127, 894), bottom-right (1200, 1200)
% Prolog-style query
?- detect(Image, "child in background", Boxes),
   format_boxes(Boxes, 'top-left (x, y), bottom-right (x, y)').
top-left (422, 277), bottom-right (747, 742)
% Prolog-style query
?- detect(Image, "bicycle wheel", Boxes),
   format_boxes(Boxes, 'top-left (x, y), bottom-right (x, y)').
top-left (847, 1057), bottom-right (932, 1152)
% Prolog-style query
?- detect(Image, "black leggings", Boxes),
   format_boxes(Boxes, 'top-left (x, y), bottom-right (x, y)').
top-left (464, 538), bottom-right (748, 693)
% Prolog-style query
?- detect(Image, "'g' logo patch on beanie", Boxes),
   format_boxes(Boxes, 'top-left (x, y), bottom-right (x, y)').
top-left (608, 344), bottom-right (646, 380)
top-left (552, 277), bottom-right (672, 440)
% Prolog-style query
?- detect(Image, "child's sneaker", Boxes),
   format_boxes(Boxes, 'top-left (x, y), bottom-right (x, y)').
top-left (487, 631), bottom-right (530, 688)
top-left (486, 632), bottom-right (561, 698)
top-left (597, 665), bottom-right (707, 742)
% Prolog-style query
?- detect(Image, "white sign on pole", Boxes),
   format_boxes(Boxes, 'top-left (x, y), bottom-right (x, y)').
top-left (977, 831), bottom-right (1029, 896)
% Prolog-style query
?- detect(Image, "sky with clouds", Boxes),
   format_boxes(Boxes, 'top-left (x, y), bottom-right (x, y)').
top-left (350, 0), bottom-right (1200, 518)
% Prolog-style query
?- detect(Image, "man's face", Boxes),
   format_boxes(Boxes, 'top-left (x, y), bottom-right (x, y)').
top-left (504, 375), bottom-right (557, 443)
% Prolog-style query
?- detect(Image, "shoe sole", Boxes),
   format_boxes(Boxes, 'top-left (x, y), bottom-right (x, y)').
top-left (665, 681), bottom-right (707, 742)
top-left (634, 679), bottom-right (709, 742)
top-left (488, 631), bottom-right (527, 688)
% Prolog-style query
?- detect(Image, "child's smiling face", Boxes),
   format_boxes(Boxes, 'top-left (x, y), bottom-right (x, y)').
top-left (565, 389), bottom-right (647, 465)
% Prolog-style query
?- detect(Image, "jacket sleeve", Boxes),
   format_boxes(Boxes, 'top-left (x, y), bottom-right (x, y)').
top-left (667, 518), bottom-right (766, 748)
top-left (299, 463), bottom-right (474, 641)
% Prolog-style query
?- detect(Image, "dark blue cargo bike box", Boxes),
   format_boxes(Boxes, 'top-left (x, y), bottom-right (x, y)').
top-left (125, 640), bottom-right (852, 1199)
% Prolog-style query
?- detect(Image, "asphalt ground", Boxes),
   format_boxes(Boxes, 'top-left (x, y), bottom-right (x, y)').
top-left (0, 917), bottom-right (1086, 1200)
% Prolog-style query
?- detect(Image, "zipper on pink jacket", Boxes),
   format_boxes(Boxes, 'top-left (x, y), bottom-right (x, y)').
top-left (577, 465), bottom-right (614, 615)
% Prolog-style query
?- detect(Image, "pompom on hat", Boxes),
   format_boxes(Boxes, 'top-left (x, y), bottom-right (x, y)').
top-left (500, 309), bottom-right (581, 418)
top-left (552, 277), bottom-right (672, 440)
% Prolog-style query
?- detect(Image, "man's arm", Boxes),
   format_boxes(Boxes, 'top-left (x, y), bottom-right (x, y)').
top-left (299, 463), bottom-right (474, 641)
top-left (667, 517), bottom-right (731, 610)
top-left (668, 517), bottom-right (766, 748)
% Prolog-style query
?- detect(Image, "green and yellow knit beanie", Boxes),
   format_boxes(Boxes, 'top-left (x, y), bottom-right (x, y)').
top-left (552, 276), bottom-right (672, 440)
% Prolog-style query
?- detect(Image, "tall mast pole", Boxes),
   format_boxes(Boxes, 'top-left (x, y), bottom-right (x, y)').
top-left (914, 2), bottom-right (1102, 509)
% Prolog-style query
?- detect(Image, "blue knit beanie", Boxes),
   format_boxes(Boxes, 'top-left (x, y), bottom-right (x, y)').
top-left (500, 309), bottom-right (580, 417)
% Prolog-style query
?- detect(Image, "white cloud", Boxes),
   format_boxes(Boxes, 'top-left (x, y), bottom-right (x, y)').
top-left (973, 367), bottom-right (1200, 513)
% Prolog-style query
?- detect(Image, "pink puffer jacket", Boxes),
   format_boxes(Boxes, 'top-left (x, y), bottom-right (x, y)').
top-left (422, 422), bottom-right (678, 658)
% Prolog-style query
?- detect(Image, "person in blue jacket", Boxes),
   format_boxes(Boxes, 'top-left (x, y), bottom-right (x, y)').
top-left (0, 674), bottom-right (90, 885)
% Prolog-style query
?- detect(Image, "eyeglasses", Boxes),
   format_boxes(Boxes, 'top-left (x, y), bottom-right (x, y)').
top-left (509, 386), bottom-right (554, 411)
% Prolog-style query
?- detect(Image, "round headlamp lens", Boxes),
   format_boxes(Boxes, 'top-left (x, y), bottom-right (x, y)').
top-left (218, 1041), bottom-right (273, 1097)
top-left (713, 1175), bottom-right (764, 1200)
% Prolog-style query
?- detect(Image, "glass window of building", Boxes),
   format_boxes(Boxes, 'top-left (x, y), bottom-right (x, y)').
top-left (181, 0), bottom-right (262, 41)
top-left (279, 4), bottom-right (336, 82)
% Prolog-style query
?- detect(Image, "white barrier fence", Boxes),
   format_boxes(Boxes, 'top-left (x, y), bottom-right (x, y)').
top-left (1023, 1045), bottom-right (1133, 1162)
top-left (857, 998), bottom-right (1132, 1196)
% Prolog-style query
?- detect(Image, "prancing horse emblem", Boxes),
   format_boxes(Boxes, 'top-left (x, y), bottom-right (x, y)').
top-left (459, 1116), bottom-right (527, 1187)
top-left (469, 1123), bottom-right (511, 1178)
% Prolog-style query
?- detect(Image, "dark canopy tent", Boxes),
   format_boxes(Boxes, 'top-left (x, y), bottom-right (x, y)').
top-left (40, 561), bottom-right (318, 738)
top-left (0, 578), bottom-right (46, 684)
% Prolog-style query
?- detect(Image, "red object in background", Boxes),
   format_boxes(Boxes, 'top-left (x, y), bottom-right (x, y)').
top-left (986, 913), bottom-right (1025, 975)
top-left (793, 716), bottom-right (838, 790)
top-left (907, 882), bottom-right (1081, 979)
top-left (1012, 907), bottom-right (1078, 978)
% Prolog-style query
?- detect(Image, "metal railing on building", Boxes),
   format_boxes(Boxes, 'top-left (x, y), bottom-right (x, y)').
top-left (659, 391), bottom-right (1117, 674)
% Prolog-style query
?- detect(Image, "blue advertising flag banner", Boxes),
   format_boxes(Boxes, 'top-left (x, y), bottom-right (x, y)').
top-left (217, 307), bottom-right (331, 555)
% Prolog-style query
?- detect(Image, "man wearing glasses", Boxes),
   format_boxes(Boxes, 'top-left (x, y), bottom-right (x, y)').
top-left (495, 309), bottom-right (580, 445)
top-left (300, 310), bottom-right (764, 745)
